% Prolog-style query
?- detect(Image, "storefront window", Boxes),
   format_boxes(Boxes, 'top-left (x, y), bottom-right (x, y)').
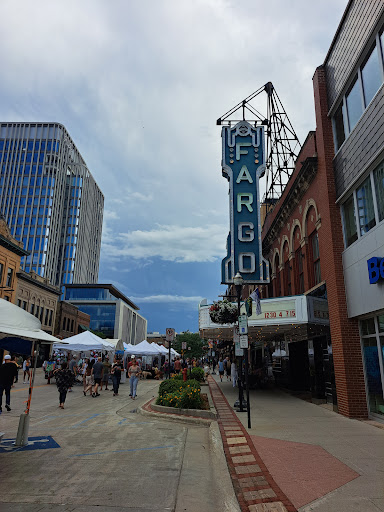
top-left (361, 315), bottom-right (384, 417)
top-left (356, 176), bottom-right (376, 235)
top-left (373, 161), bottom-right (384, 222)
top-left (343, 194), bottom-right (358, 246)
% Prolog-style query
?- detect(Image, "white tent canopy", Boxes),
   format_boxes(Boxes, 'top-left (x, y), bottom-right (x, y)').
top-left (105, 339), bottom-right (125, 352)
top-left (0, 298), bottom-right (61, 343)
top-left (127, 340), bottom-right (163, 356)
top-left (53, 331), bottom-right (112, 352)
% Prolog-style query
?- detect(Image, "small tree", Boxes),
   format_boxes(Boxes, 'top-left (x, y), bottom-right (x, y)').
top-left (174, 331), bottom-right (204, 359)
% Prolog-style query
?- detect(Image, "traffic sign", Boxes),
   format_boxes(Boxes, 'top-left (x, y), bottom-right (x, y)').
top-left (239, 314), bottom-right (248, 334)
top-left (240, 335), bottom-right (248, 348)
top-left (166, 328), bottom-right (175, 342)
top-left (233, 325), bottom-right (240, 343)
top-left (181, 342), bottom-right (187, 350)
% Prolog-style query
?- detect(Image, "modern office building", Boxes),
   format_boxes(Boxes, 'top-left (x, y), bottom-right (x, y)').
top-left (64, 284), bottom-right (147, 344)
top-left (0, 122), bottom-right (104, 289)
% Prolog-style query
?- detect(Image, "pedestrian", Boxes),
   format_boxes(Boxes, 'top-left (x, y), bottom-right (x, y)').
top-left (101, 356), bottom-right (111, 391)
top-left (226, 358), bottom-right (231, 381)
top-left (212, 358), bottom-right (217, 375)
top-left (0, 355), bottom-right (18, 412)
top-left (83, 359), bottom-right (94, 396)
top-left (231, 361), bottom-right (238, 388)
top-left (174, 357), bottom-right (181, 374)
top-left (12, 355), bottom-right (20, 384)
top-left (44, 357), bottom-right (56, 384)
top-left (128, 357), bottom-right (141, 400)
top-left (91, 357), bottom-right (104, 397)
top-left (218, 358), bottom-right (225, 382)
top-left (111, 357), bottom-right (123, 396)
top-left (68, 354), bottom-right (78, 392)
top-left (79, 357), bottom-right (88, 390)
top-left (23, 356), bottom-right (31, 383)
top-left (53, 362), bottom-right (74, 409)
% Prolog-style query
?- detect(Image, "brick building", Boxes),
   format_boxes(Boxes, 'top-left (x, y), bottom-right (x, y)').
top-left (16, 270), bottom-right (60, 334)
top-left (0, 215), bottom-right (28, 303)
top-left (54, 301), bottom-right (90, 339)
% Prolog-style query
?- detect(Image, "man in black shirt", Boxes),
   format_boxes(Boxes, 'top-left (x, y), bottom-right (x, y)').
top-left (0, 355), bottom-right (18, 412)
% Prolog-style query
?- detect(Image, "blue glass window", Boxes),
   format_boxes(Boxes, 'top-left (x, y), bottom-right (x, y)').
top-left (26, 153), bottom-right (32, 163)
top-left (28, 141), bottom-right (33, 150)
top-left (40, 141), bottom-right (46, 150)
top-left (0, 141), bottom-right (3, 150)
top-left (346, 77), bottom-right (363, 131)
top-left (34, 141), bottom-right (39, 150)
top-left (357, 176), bottom-right (376, 235)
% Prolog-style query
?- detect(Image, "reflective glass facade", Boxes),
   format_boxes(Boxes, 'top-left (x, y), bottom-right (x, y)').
top-left (65, 285), bottom-right (148, 345)
top-left (0, 123), bottom-right (104, 287)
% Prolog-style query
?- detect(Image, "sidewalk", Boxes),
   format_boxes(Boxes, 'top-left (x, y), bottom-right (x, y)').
top-left (0, 370), bottom-right (238, 512)
top-left (211, 375), bottom-right (384, 512)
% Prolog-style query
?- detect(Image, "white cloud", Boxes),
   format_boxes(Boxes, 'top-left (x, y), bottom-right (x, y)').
top-left (131, 294), bottom-right (204, 304)
top-left (102, 224), bottom-right (228, 263)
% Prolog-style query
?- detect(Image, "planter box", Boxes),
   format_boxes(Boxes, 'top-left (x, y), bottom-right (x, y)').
top-left (152, 395), bottom-right (217, 420)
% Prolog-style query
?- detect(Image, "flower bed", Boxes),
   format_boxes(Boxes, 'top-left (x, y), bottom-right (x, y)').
top-left (156, 379), bottom-right (204, 409)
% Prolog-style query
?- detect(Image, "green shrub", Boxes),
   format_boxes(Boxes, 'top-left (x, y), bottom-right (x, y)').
top-left (156, 388), bottom-right (202, 409)
top-left (190, 367), bottom-right (205, 382)
top-left (172, 373), bottom-right (183, 381)
top-left (158, 380), bottom-right (179, 397)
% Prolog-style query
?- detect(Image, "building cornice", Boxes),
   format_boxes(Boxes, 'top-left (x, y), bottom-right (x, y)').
top-left (263, 156), bottom-right (318, 253)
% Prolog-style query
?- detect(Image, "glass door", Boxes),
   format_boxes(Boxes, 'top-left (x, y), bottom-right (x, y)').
top-left (361, 316), bottom-right (384, 417)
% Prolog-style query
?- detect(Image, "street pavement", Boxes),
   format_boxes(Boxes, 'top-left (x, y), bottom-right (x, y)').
top-left (0, 370), bottom-right (238, 512)
top-left (213, 374), bottom-right (384, 512)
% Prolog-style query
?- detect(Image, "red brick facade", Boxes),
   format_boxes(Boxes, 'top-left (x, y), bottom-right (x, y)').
top-left (257, 67), bottom-right (368, 419)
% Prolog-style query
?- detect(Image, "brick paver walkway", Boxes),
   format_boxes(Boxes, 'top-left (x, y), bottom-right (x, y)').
top-left (208, 376), bottom-right (296, 512)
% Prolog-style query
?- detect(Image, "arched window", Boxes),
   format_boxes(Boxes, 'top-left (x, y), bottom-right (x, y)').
top-left (293, 226), bottom-right (304, 294)
top-left (274, 252), bottom-right (281, 297)
top-left (306, 206), bottom-right (321, 287)
top-left (283, 241), bottom-right (291, 296)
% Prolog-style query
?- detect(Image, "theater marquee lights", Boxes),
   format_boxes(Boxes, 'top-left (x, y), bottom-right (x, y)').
top-left (221, 121), bottom-right (269, 284)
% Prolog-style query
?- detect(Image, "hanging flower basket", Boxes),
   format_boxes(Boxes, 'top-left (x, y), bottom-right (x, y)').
top-left (209, 299), bottom-right (238, 325)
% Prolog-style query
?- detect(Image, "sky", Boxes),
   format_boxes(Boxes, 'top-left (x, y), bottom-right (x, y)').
top-left (0, 0), bottom-right (348, 334)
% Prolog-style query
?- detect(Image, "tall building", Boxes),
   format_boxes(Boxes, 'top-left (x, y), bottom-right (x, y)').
top-left (0, 122), bottom-right (104, 288)
top-left (64, 284), bottom-right (147, 344)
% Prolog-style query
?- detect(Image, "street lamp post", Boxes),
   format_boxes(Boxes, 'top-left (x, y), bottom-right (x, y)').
top-left (234, 272), bottom-right (246, 413)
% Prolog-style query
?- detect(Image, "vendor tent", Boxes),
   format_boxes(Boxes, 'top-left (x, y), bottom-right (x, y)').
top-left (105, 339), bottom-right (125, 352)
top-left (0, 298), bottom-right (62, 354)
top-left (129, 340), bottom-right (163, 356)
top-left (53, 331), bottom-right (111, 352)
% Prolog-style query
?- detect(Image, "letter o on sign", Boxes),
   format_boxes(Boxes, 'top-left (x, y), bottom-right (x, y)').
top-left (239, 253), bottom-right (255, 273)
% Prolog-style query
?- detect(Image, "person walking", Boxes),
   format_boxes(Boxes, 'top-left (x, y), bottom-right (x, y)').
top-left (53, 362), bottom-right (74, 409)
top-left (226, 358), bottom-right (231, 381)
top-left (91, 357), bottom-right (104, 397)
top-left (80, 358), bottom-right (88, 391)
top-left (101, 356), bottom-right (111, 391)
top-left (44, 357), bottom-right (56, 384)
top-left (23, 356), bottom-right (31, 383)
top-left (111, 357), bottom-right (123, 396)
top-left (12, 355), bottom-right (20, 384)
top-left (0, 355), bottom-right (18, 412)
top-left (83, 359), bottom-right (94, 396)
top-left (174, 357), bottom-right (181, 374)
top-left (218, 358), bottom-right (225, 382)
top-left (128, 357), bottom-right (141, 400)
top-left (231, 360), bottom-right (238, 388)
top-left (68, 355), bottom-right (78, 393)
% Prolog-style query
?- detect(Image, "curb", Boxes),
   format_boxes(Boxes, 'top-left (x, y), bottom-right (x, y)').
top-left (139, 398), bottom-right (213, 426)
top-left (151, 402), bottom-right (217, 420)
top-left (207, 376), bottom-right (297, 512)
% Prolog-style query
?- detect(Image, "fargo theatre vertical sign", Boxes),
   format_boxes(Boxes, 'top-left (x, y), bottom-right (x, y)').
top-left (221, 121), bottom-right (269, 284)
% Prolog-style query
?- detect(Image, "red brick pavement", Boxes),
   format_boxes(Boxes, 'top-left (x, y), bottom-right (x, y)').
top-left (208, 376), bottom-right (296, 512)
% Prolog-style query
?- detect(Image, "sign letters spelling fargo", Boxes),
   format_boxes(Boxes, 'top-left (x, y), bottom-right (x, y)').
top-left (221, 121), bottom-right (269, 284)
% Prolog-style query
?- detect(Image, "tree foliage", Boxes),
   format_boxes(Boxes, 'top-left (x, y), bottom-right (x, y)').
top-left (173, 331), bottom-right (204, 359)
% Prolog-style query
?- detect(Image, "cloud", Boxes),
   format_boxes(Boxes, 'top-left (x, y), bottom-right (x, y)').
top-left (131, 294), bottom-right (204, 304)
top-left (102, 224), bottom-right (228, 263)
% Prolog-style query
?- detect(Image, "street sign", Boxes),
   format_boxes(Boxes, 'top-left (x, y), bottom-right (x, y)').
top-left (181, 342), bottom-right (187, 350)
top-left (234, 341), bottom-right (243, 356)
top-left (166, 328), bottom-right (175, 342)
top-left (233, 325), bottom-right (240, 343)
top-left (188, 347), bottom-right (191, 351)
top-left (239, 314), bottom-right (248, 335)
top-left (240, 335), bottom-right (248, 348)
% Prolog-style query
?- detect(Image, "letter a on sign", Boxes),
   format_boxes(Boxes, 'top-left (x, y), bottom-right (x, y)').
top-left (221, 121), bottom-right (270, 285)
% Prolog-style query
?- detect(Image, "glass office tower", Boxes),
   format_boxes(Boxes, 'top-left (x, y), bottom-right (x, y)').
top-left (0, 122), bottom-right (104, 288)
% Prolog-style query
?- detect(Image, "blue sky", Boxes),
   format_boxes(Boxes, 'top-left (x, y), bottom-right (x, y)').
top-left (0, 0), bottom-right (347, 334)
